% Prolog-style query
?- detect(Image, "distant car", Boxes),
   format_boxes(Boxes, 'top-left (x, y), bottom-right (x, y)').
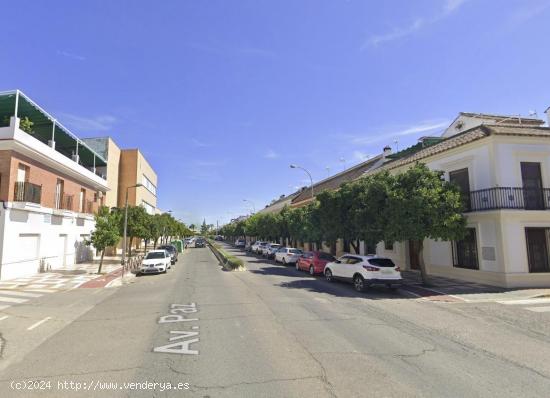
top-left (265, 243), bottom-right (282, 259)
top-left (214, 235), bottom-right (224, 241)
top-left (194, 238), bottom-right (206, 248)
top-left (185, 238), bottom-right (195, 247)
top-left (139, 250), bottom-right (171, 275)
top-left (275, 247), bottom-right (303, 265)
top-left (296, 251), bottom-right (336, 275)
top-left (235, 239), bottom-right (246, 248)
top-left (158, 244), bottom-right (178, 264)
top-left (252, 241), bottom-right (266, 253)
top-left (324, 255), bottom-right (402, 291)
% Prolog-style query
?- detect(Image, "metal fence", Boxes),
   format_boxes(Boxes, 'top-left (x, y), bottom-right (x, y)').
top-left (14, 181), bottom-right (42, 204)
top-left (467, 187), bottom-right (550, 211)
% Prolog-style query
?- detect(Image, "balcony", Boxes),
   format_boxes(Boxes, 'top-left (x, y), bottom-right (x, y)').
top-left (13, 181), bottom-right (42, 204)
top-left (58, 194), bottom-right (74, 211)
top-left (466, 187), bottom-right (550, 212)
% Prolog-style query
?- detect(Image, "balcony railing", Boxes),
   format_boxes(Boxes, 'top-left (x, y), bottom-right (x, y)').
top-left (59, 194), bottom-right (74, 211)
top-left (13, 181), bottom-right (42, 204)
top-left (86, 200), bottom-right (94, 214)
top-left (466, 187), bottom-right (550, 212)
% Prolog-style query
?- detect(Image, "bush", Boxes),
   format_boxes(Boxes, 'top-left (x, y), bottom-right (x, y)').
top-left (208, 240), bottom-right (245, 271)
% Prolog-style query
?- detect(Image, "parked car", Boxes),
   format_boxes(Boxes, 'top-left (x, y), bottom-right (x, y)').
top-left (214, 235), bottom-right (224, 241)
top-left (255, 241), bottom-right (268, 254)
top-left (296, 251), bottom-right (336, 275)
top-left (235, 239), bottom-right (246, 248)
top-left (265, 243), bottom-right (282, 259)
top-left (158, 244), bottom-right (178, 264)
top-left (260, 242), bottom-right (278, 257)
top-left (275, 247), bottom-right (303, 265)
top-left (324, 255), bottom-right (402, 291)
top-left (194, 237), bottom-right (206, 248)
top-left (139, 250), bottom-right (171, 275)
top-left (245, 241), bottom-right (256, 252)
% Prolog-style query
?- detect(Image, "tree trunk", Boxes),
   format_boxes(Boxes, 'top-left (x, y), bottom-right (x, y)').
top-left (97, 249), bottom-right (105, 274)
top-left (154, 238), bottom-right (158, 249)
top-left (418, 239), bottom-right (430, 285)
top-left (330, 241), bottom-right (336, 255)
top-left (350, 240), bottom-right (359, 254)
top-left (128, 237), bottom-right (133, 257)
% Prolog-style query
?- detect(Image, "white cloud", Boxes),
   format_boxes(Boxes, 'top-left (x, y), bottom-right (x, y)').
top-left (350, 120), bottom-right (449, 145)
top-left (191, 138), bottom-right (209, 147)
top-left (264, 149), bottom-right (279, 159)
top-left (363, 0), bottom-right (469, 48)
top-left (59, 113), bottom-right (117, 132)
top-left (57, 50), bottom-right (86, 61)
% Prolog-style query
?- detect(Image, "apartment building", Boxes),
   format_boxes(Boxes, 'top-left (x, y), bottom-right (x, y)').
top-left (118, 149), bottom-right (157, 214)
top-left (0, 90), bottom-right (109, 280)
top-left (288, 111), bottom-right (550, 288)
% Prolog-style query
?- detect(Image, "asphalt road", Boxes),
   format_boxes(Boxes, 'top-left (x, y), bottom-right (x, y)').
top-left (1, 245), bottom-right (550, 397)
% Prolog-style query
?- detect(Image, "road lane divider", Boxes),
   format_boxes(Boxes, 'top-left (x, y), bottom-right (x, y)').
top-left (27, 316), bottom-right (51, 331)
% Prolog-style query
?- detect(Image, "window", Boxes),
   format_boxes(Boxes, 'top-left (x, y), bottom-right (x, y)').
top-left (346, 256), bottom-right (363, 264)
top-left (319, 253), bottom-right (335, 261)
top-left (142, 175), bottom-right (157, 196)
top-left (79, 189), bottom-right (86, 212)
top-left (141, 200), bottom-right (155, 214)
top-left (368, 258), bottom-right (396, 268)
top-left (453, 228), bottom-right (479, 269)
top-left (55, 179), bottom-right (64, 209)
top-left (525, 228), bottom-right (550, 273)
top-left (449, 168), bottom-right (471, 211)
top-left (384, 241), bottom-right (394, 251)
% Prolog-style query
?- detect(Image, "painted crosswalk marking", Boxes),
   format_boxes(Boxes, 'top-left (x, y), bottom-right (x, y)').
top-left (27, 317), bottom-right (51, 330)
top-left (497, 298), bottom-right (550, 305)
top-left (525, 306), bottom-right (550, 313)
top-left (0, 296), bottom-right (28, 304)
top-left (0, 305), bottom-right (11, 311)
top-left (0, 290), bottom-right (42, 298)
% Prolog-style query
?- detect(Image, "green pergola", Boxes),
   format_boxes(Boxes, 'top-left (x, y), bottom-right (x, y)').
top-left (0, 90), bottom-right (107, 169)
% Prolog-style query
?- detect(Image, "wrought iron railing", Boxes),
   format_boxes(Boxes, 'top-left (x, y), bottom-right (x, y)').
top-left (466, 187), bottom-right (550, 212)
top-left (13, 181), bottom-right (42, 204)
top-left (59, 194), bottom-right (74, 211)
top-left (86, 200), bottom-right (94, 214)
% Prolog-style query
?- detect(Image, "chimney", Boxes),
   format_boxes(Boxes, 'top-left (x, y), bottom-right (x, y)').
top-left (545, 107), bottom-right (550, 127)
top-left (383, 145), bottom-right (392, 157)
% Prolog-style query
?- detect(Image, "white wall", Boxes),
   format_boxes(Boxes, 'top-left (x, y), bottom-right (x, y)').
top-left (0, 203), bottom-right (95, 280)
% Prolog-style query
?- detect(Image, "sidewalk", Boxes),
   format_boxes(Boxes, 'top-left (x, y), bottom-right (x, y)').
top-left (401, 270), bottom-right (550, 302)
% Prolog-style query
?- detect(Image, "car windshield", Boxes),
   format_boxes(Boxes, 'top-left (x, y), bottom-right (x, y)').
top-left (318, 253), bottom-right (336, 261)
top-left (368, 258), bottom-right (396, 267)
top-left (289, 249), bottom-right (302, 254)
top-left (145, 252), bottom-right (165, 259)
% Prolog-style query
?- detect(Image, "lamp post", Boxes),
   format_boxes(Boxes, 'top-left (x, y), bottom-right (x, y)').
top-left (122, 183), bottom-right (143, 273)
top-left (290, 164), bottom-right (314, 199)
top-left (243, 199), bottom-right (256, 214)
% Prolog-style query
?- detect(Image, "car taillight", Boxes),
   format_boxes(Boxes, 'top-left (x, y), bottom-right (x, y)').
top-left (363, 265), bottom-right (379, 272)
top-left (395, 267), bottom-right (401, 272)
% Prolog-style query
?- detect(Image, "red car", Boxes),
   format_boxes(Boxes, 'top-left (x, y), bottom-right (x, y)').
top-left (296, 251), bottom-right (336, 275)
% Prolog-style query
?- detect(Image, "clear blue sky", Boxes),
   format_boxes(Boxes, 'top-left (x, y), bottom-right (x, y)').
top-left (2, 0), bottom-right (549, 225)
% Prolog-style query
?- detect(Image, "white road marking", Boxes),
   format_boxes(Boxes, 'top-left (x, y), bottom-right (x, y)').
top-left (27, 317), bottom-right (51, 330)
top-left (0, 305), bottom-right (11, 311)
top-left (0, 315), bottom-right (9, 321)
top-left (0, 296), bottom-right (28, 303)
top-left (23, 289), bottom-right (55, 293)
top-left (525, 306), bottom-right (550, 313)
top-left (0, 290), bottom-right (42, 298)
top-left (497, 298), bottom-right (550, 305)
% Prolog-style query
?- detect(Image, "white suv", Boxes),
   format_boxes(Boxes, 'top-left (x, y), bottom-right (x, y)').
top-left (251, 241), bottom-right (266, 253)
top-left (274, 247), bottom-right (303, 265)
top-left (324, 255), bottom-right (402, 291)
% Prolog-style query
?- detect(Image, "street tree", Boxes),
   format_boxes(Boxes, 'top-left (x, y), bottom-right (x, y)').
top-left (86, 206), bottom-right (121, 274)
top-left (382, 163), bottom-right (467, 285)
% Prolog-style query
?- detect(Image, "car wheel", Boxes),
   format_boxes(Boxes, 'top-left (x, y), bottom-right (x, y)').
top-left (309, 266), bottom-right (315, 276)
top-left (295, 262), bottom-right (300, 270)
top-left (354, 275), bottom-right (365, 292)
top-left (325, 269), bottom-right (333, 282)
top-left (282, 258), bottom-right (286, 265)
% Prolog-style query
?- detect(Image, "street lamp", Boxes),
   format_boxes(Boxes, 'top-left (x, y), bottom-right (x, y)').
top-left (290, 164), bottom-right (314, 199)
top-left (243, 199), bottom-right (256, 213)
top-left (122, 183), bottom-right (143, 269)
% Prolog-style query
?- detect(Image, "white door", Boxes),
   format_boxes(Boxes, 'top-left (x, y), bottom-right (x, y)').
top-left (58, 234), bottom-right (67, 267)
